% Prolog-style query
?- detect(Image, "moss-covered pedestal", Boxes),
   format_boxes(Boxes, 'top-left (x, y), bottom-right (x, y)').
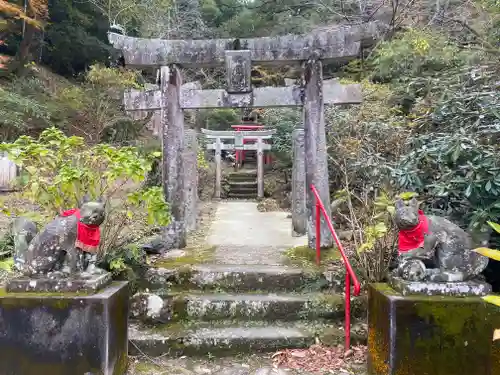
top-left (368, 283), bottom-right (500, 375)
top-left (0, 281), bottom-right (129, 375)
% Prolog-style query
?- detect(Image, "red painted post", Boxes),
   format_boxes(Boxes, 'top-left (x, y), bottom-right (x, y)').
top-left (234, 126), bottom-right (239, 166)
top-left (345, 272), bottom-right (351, 350)
top-left (315, 202), bottom-right (321, 266)
top-left (242, 138), bottom-right (246, 162)
top-left (310, 184), bottom-right (361, 352)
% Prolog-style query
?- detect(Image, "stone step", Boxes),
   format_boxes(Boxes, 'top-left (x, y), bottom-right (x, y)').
top-left (184, 293), bottom-right (345, 321)
top-left (128, 320), bottom-right (367, 357)
top-left (230, 169), bottom-right (257, 175)
top-left (143, 264), bottom-right (330, 293)
top-left (228, 181), bottom-right (258, 188)
top-left (227, 176), bottom-right (257, 183)
top-left (228, 188), bottom-right (258, 195)
top-left (130, 291), bottom-right (347, 323)
top-left (228, 186), bottom-right (258, 193)
top-left (240, 163), bottom-right (257, 168)
top-left (227, 192), bottom-right (258, 199)
top-left (228, 193), bottom-right (258, 199)
top-left (228, 170), bottom-right (257, 179)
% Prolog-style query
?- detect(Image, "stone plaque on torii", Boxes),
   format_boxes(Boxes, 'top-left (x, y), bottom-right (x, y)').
top-left (110, 22), bottom-right (383, 249)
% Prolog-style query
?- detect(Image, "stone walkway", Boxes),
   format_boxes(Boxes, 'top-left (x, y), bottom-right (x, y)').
top-left (207, 201), bottom-right (307, 265)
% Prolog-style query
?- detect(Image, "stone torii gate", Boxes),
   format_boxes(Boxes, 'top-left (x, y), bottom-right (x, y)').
top-left (109, 22), bottom-right (383, 249)
top-left (201, 128), bottom-right (276, 199)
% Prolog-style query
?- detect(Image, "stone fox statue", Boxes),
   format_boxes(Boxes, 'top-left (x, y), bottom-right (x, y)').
top-left (12, 217), bottom-right (38, 272)
top-left (60, 198), bottom-right (105, 274)
top-left (394, 197), bottom-right (489, 282)
top-left (21, 197), bottom-right (105, 276)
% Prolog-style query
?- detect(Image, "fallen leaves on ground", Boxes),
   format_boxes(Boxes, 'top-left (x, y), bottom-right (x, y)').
top-left (272, 344), bottom-right (367, 373)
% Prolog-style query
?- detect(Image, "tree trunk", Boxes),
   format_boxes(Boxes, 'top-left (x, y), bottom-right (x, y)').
top-left (10, 23), bottom-right (36, 76)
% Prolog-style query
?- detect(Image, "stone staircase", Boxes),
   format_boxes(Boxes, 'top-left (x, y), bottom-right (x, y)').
top-left (225, 150), bottom-right (266, 199)
top-left (227, 169), bottom-right (258, 199)
top-left (129, 264), bottom-right (367, 357)
top-left (242, 150), bottom-right (257, 165)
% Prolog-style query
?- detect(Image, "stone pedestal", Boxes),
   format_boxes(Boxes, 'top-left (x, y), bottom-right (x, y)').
top-left (6, 272), bottom-right (112, 293)
top-left (368, 283), bottom-right (500, 375)
top-left (0, 281), bottom-right (129, 375)
top-left (388, 275), bottom-right (492, 297)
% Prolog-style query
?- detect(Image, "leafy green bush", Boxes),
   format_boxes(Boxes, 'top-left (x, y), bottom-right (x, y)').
top-left (475, 222), bottom-right (500, 259)
top-left (0, 233), bottom-right (13, 256)
top-left (197, 108), bottom-right (240, 130)
top-left (392, 63), bottom-right (500, 230)
top-left (99, 243), bottom-right (148, 291)
top-left (0, 79), bottom-right (60, 141)
top-left (370, 30), bottom-right (465, 83)
top-left (0, 64), bottom-right (144, 144)
top-left (333, 189), bottom-right (398, 282)
top-left (336, 29), bottom-right (499, 238)
top-left (262, 108), bottom-right (298, 167)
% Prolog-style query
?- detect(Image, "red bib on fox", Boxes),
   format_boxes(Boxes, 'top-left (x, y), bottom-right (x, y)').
top-left (398, 210), bottom-right (429, 253)
top-left (61, 209), bottom-right (101, 253)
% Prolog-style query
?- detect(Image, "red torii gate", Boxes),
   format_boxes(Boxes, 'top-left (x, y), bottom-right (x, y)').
top-left (231, 124), bottom-right (272, 166)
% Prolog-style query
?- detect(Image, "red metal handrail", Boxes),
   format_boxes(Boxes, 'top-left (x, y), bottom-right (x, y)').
top-left (310, 184), bottom-right (361, 350)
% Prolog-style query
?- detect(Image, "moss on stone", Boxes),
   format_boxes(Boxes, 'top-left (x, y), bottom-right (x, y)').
top-left (0, 281), bottom-right (123, 298)
top-left (368, 283), bottom-right (500, 375)
top-left (0, 281), bottom-right (128, 375)
top-left (370, 282), bottom-right (399, 296)
top-left (171, 295), bottom-right (188, 321)
top-left (0, 288), bottom-right (93, 298)
top-left (1, 297), bottom-right (71, 310)
top-left (0, 281), bottom-right (125, 310)
top-left (0, 258), bottom-right (14, 273)
top-left (150, 319), bottom-right (194, 337)
top-left (298, 294), bottom-right (344, 319)
top-left (367, 284), bottom-right (392, 375)
top-left (318, 327), bottom-right (348, 346)
top-left (284, 245), bottom-right (341, 269)
top-left (311, 293), bottom-right (344, 308)
top-left (133, 361), bottom-right (163, 374)
top-left (0, 292), bottom-right (93, 310)
top-left (152, 246), bottom-right (216, 268)
top-left (415, 301), bottom-right (478, 337)
top-left (399, 299), bottom-right (491, 374)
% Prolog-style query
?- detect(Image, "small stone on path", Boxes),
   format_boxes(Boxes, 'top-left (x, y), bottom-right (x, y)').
top-left (194, 365), bottom-right (212, 374)
top-left (254, 367), bottom-right (292, 375)
top-left (217, 367), bottom-right (251, 375)
top-left (163, 249), bottom-right (187, 258)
